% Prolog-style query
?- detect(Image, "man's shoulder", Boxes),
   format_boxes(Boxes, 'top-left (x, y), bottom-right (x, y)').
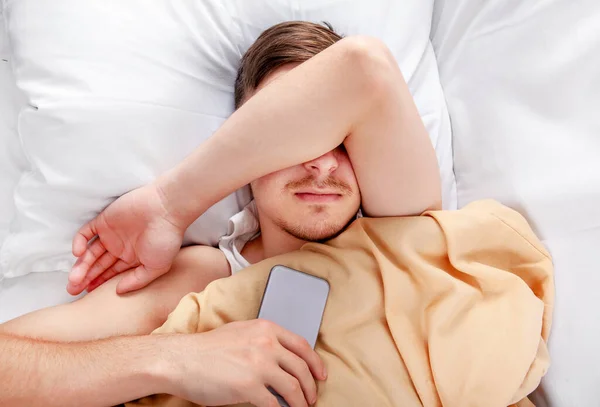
top-left (173, 245), bottom-right (231, 278)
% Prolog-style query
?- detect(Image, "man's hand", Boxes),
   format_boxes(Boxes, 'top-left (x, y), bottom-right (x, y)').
top-left (161, 319), bottom-right (327, 407)
top-left (67, 183), bottom-right (185, 295)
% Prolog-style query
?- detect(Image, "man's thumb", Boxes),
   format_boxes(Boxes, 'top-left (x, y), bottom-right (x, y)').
top-left (116, 264), bottom-right (168, 294)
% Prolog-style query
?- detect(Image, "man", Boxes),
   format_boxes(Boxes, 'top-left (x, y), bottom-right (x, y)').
top-left (0, 22), bottom-right (440, 407)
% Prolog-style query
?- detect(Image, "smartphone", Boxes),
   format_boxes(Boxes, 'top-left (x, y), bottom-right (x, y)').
top-left (258, 265), bottom-right (330, 407)
top-left (258, 265), bottom-right (330, 348)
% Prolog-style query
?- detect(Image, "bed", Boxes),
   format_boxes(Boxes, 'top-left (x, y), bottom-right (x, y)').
top-left (432, 1), bottom-right (600, 405)
top-left (1, 0), bottom-right (599, 405)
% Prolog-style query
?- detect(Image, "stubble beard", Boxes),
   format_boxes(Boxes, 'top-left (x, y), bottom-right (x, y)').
top-left (274, 205), bottom-right (354, 243)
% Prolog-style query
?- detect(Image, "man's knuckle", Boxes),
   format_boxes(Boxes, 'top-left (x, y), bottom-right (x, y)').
top-left (253, 334), bottom-right (275, 350)
top-left (288, 378), bottom-right (302, 394)
top-left (256, 318), bottom-right (275, 332)
top-left (289, 335), bottom-right (310, 351)
top-left (298, 336), bottom-right (311, 349)
top-left (280, 378), bottom-right (303, 403)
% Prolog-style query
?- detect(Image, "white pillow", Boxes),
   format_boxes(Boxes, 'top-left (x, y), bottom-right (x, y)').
top-left (0, 10), bottom-right (27, 249)
top-left (432, 0), bottom-right (600, 404)
top-left (1, 0), bottom-right (454, 280)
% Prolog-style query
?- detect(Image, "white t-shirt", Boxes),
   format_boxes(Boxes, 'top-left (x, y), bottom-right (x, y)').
top-left (218, 201), bottom-right (260, 274)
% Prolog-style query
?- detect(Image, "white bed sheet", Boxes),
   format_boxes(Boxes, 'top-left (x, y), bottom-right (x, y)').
top-left (1, 0), bottom-right (456, 281)
top-left (0, 10), bottom-right (47, 323)
top-left (0, 12), bottom-right (27, 248)
top-left (432, 0), bottom-right (600, 405)
top-left (1, 0), bottom-right (455, 322)
top-left (2, 2), bottom-right (600, 404)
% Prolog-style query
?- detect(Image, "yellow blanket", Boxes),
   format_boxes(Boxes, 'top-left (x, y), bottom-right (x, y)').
top-left (132, 200), bottom-right (553, 407)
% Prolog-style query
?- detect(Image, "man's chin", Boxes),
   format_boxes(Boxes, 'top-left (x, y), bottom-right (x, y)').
top-left (291, 230), bottom-right (340, 243)
top-left (284, 220), bottom-right (354, 243)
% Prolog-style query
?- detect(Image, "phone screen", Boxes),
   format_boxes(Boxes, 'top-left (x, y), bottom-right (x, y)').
top-left (258, 265), bottom-right (330, 349)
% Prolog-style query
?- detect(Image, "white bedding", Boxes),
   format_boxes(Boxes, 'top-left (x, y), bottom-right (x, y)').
top-left (1, 0), bottom-right (600, 405)
top-left (0, 13), bottom-right (73, 323)
top-left (0, 11), bottom-right (26, 248)
top-left (0, 0), bottom-right (455, 280)
top-left (0, 0), bottom-right (454, 317)
top-left (432, 0), bottom-right (600, 404)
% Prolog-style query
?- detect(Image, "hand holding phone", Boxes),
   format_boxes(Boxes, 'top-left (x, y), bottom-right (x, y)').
top-left (258, 265), bottom-right (330, 406)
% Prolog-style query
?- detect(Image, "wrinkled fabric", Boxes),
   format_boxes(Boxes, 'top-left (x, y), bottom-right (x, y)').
top-left (130, 200), bottom-right (553, 407)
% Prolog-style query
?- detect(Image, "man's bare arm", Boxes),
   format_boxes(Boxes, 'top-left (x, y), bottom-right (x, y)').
top-left (0, 319), bottom-right (327, 407)
top-left (0, 333), bottom-right (167, 407)
top-left (159, 35), bottom-right (441, 226)
top-left (1, 246), bottom-right (228, 342)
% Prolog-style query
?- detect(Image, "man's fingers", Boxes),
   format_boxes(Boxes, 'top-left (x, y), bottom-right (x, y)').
top-left (274, 327), bottom-right (327, 382)
top-left (277, 349), bottom-right (318, 405)
top-left (68, 239), bottom-right (107, 286)
top-left (72, 219), bottom-right (98, 257)
top-left (66, 280), bottom-right (86, 296)
top-left (265, 368), bottom-right (308, 407)
top-left (116, 264), bottom-right (168, 294)
top-left (87, 272), bottom-right (116, 293)
top-left (87, 260), bottom-right (134, 292)
top-left (248, 388), bottom-right (282, 407)
top-left (78, 251), bottom-right (118, 288)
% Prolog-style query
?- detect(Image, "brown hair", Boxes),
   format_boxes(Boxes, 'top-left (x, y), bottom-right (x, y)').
top-left (234, 21), bottom-right (342, 109)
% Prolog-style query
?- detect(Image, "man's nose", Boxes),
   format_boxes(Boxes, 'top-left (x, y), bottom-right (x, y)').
top-left (303, 151), bottom-right (339, 177)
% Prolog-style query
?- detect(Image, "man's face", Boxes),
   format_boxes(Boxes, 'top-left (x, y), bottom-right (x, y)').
top-left (252, 146), bottom-right (361, 241)
top-left (249, 64), bottom-right (361, 242)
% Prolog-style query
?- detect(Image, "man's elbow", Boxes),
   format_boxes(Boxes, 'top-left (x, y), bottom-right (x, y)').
top-left (337, 36), bottom-right (400, 99)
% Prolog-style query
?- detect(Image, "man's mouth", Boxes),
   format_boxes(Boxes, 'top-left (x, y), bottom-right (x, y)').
top-left (294, 190), bottom-right (343, 203)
